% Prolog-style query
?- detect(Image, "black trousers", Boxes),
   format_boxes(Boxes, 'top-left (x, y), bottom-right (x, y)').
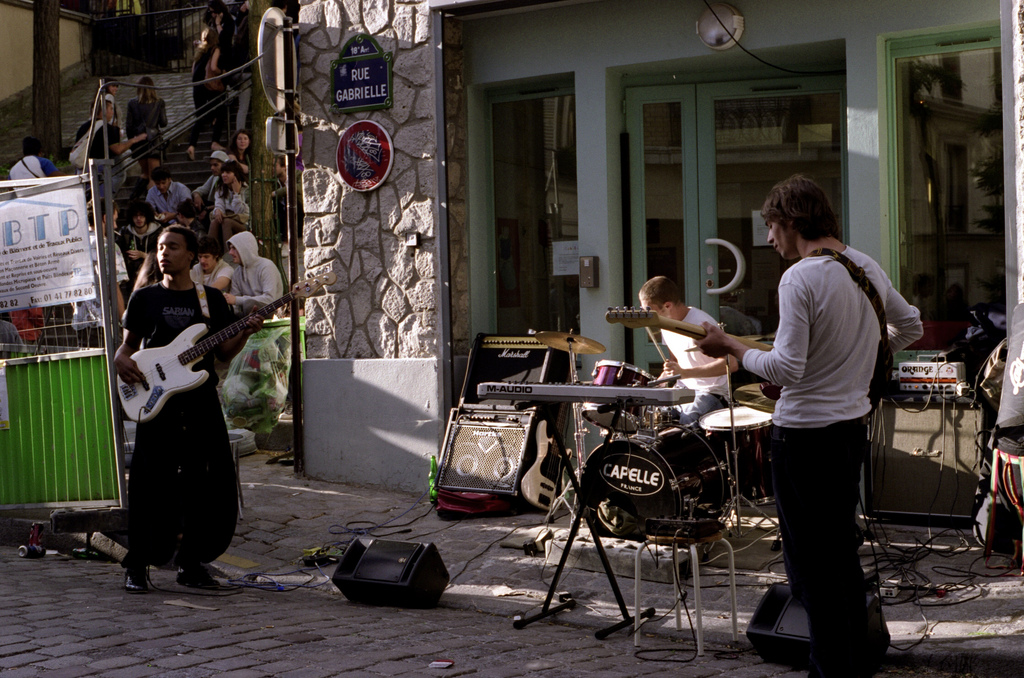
top-left (123, 386), bottom-right (237, 570)
top-left (770, 419), bottom-right (869, 678)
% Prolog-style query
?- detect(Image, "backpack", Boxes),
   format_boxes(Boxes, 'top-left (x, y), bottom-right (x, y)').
top-left (70, 121), bottom-right (102, 169)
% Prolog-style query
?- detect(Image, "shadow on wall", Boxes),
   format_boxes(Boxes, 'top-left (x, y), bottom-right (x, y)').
top-left (303, 358), bottom-right (442, 493)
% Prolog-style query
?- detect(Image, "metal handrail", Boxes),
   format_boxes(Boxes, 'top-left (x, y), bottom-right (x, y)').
top-left (92, 2), bottom-right (244, 75)
top-left (108, 75), bottom-right (253, 177)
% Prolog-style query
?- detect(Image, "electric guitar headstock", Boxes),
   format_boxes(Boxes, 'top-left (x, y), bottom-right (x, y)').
top-left (292, 271), bottom-right (337, 299)
top-left (604, 307), bottom-right (664, 330)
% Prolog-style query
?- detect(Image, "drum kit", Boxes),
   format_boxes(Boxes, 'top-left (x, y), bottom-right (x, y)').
top-left (491, 328), bottom-right (776, 637)
top-left (531, 330), bottom-right (778, 541)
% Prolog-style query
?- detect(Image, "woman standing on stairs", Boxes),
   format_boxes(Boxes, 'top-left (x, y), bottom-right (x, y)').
top-left (206, 0), bottom-right (236, 78)
top-left (126, 76), bottom-right (167, 192)
top-left (186, 28), bottom-right (226, 162)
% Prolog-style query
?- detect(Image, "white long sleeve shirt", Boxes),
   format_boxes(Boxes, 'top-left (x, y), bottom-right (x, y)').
top-left (742, 246), bottom-right (923, 428)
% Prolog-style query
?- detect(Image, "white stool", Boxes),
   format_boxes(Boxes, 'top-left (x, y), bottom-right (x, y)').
top-left (633, 531), bottom-right (738, 656)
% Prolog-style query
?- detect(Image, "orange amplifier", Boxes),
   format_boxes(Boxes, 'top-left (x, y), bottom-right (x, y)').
top-left (897, 361), bottom-right (965, 393)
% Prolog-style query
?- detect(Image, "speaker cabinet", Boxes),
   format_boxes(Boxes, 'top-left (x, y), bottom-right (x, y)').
top-left (458, 334), bottom-right (569, 410)
top-left (869, 399), bottom-right (982, 521)
top-left (746, 583), bottom-right (889, 669)
top-left (438, 410), bottom-right (536, 495)
top-left (331, 539), bottom-right (449, 609)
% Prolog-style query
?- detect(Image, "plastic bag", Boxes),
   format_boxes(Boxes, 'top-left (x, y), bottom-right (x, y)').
top-left (220, 326), bottom-right (291, 433)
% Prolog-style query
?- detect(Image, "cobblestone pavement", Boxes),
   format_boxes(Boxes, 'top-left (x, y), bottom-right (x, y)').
top-left (2, 452), bottom-right (1023, 676)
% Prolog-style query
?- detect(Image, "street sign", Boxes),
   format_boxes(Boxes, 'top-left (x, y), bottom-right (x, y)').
top-left (257, 7), bottom-right (296, 114)
top-left (336, 120), bottom-right (394, 192)
top-left (331, 34), bottom-right (393, 114)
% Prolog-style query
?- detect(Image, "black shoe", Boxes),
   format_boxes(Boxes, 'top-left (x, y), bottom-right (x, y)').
top-left (124, 567), bottom-right (149, 593)
top-left (176, 564), bottom-right (220, 589)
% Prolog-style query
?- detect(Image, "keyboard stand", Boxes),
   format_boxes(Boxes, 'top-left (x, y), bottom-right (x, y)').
top-left (514, 404), bottom-right (655, 639)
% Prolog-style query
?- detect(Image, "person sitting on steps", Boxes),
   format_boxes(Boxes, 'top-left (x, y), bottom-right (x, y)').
top-left (191, 150), bottom-right (228, 230)
top-left (210, 160), bottom-right (249, 252)
top-left (146, 166), bottom-right (191, 226)
top-left (190, 236), bottom-right (233, 293)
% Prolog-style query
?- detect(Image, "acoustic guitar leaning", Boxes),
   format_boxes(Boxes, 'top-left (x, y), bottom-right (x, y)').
top-left (605, 307), bottom-right (773, 352)
top-left (118, 272), bottom-right (336, 423)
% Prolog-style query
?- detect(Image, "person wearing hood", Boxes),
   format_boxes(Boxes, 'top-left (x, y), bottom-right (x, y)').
top-left (224, 231), bottom-right (282, 316)
top-left (118, 201), bottom-right (165, 285)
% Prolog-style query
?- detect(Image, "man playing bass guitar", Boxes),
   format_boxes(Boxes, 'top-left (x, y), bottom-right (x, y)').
top-left (115, 226), bottom-right (263, 593)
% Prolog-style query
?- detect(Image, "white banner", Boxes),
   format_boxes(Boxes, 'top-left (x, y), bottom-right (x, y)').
top-left (0, 187), bottom-right (94, 311)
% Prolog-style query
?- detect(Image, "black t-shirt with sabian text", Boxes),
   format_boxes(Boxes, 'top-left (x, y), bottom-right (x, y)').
top-left (123, 283), bottom-right (234, 386)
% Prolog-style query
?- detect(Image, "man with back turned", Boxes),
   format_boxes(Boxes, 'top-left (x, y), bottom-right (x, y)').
top-left (696, 175), bottom-right (922, 677)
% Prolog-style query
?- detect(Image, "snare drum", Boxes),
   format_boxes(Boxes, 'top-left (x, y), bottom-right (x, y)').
top-left (698, 406), bottom-right (773, 501)
top-left (642, 405), bottom-right (680, 430)
top-left (582, 361), bottom-right (654, 432)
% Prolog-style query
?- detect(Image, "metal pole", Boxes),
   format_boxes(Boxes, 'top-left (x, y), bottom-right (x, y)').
top-left (283, 16), bottom-right (304, 475)
top-left (432, 10), bottom-right (455, 421)
top-left (93, 160), bottom-right (129, 508)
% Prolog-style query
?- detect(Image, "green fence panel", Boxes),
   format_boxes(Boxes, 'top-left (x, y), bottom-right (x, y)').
top-left (0, 350), bottom-right (121, 509)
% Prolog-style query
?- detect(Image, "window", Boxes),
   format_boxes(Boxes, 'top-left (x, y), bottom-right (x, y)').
top-left (889, 29), bottom-right (1003, 346)
top-left (490, 94), bottom-right (579, 334)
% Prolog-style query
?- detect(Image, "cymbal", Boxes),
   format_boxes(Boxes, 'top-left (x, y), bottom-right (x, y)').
top-left (734, 383), bottom-right (776, 414)
top-left (534, 331), bottom-right (606, 355)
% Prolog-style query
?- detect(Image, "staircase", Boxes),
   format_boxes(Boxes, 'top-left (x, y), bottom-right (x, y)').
top-left (112, 74), bottom-right (253, 208)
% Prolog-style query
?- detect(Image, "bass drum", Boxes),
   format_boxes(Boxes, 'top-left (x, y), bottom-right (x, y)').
top-left (581, 427), bottom-right (726, 541)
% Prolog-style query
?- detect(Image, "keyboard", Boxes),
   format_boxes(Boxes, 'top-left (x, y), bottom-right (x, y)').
top-left (476, 382), bottom-right (688, 406)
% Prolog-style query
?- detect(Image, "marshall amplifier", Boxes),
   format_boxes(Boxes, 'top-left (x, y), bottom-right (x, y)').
top-left (458, 334), bottom-right (569, 411)
top-left (437, 409), bottom-right (538, 496)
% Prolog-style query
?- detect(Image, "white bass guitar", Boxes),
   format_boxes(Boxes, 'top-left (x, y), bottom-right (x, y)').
top-left (118, 272), bottom-right (335, 423)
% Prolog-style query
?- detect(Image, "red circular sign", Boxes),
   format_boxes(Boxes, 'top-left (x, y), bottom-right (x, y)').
top-left (336, 120), bottom-right (394, 192)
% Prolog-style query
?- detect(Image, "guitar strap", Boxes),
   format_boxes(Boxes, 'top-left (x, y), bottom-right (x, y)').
top-left (194, 284), bottom-right (211, 320)
top-left (807, 247), bottom-right (891, 411)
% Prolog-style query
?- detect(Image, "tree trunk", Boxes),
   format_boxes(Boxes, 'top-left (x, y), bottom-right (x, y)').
top-left (33, 2), bottom-right (62, 157)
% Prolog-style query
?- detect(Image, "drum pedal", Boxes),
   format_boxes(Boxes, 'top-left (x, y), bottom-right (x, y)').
top-left (644, 516), bottom-right (724, 541)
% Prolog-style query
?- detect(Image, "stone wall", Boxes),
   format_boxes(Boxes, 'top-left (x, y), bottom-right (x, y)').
top-left (297, 0), bottom-right (440, 360)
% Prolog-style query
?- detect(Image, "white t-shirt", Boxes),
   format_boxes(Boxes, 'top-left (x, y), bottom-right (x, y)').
top-left (742, 246), bottom-right (922, 428)
top-left (9, 156), bottom-right (57, 180)
top-left (662, 306), bottom-right (730, 398)
top-left (190, 259), bottom-right (234, 291)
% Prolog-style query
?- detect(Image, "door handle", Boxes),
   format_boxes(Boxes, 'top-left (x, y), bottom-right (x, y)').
top-left (704, 238), bottom-right (746, 295)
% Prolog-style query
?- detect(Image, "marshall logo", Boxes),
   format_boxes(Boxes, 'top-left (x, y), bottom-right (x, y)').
top-left (484, 383), bottom-right (533, 394)
top-left (498, 348), bottom-right (531, 358)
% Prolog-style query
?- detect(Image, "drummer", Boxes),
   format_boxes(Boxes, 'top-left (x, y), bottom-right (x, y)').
top-left (639, 276), bottom-right (737, 427)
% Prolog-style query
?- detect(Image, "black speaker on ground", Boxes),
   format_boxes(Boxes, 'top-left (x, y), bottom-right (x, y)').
top-left (331, 539), bottom-right (449, 609)
top-left (746, 583), bottom-right (890, 670)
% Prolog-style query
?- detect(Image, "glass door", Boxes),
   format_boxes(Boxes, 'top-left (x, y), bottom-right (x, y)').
top-left (489, 93), bottom-right (579, 335)
top-left (626, 77), bottom-right (845, 372)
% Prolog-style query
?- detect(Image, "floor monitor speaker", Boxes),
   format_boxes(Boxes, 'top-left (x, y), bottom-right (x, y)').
top-left (746, 583), bottom-right (889, 669)
top-left (331, 539), bottom-right (449, 609)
